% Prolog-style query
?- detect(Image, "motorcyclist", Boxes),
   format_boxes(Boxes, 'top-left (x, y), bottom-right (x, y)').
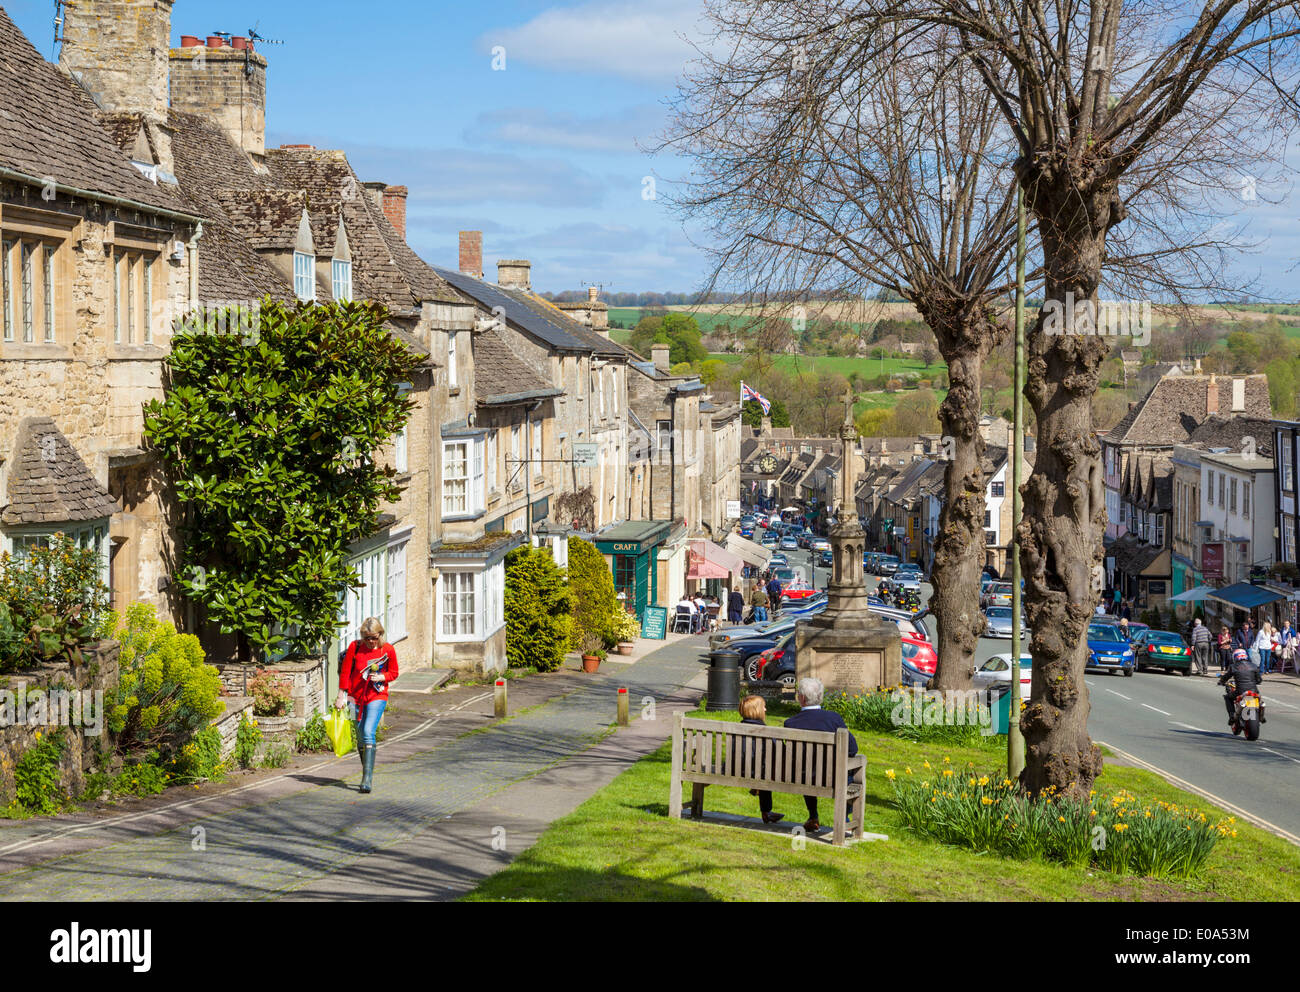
top-left (1218, 648), bottom-right (1266, 726)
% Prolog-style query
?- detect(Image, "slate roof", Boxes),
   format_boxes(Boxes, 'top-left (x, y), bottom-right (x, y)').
top-left (0, 11), bottom-right (187, 216)
top-left (886, 458), bottom-right (937, 504)
top-left (473, 328), bottom-right (562, 405)
top-left (1107, 374), bottom-right (1270, 446)
top-left (213, 188), bottom-right (307, 250)
top-left (432, 267), bottom-right (591, 351)
top-left (1186, 415), bottom-right (1275, 457)
top-left (1109, 533), bottom-right (1169, 576)
top-left (2, 419), bottom-right (118, 526)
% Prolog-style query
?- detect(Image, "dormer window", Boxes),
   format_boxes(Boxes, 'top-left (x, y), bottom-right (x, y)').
top-left (294, 251), bottom-right (316, 302)
top-left (332, 259), bottom-right (352, 302)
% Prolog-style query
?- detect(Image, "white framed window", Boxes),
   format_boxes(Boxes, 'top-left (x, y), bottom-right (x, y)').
top-left (1229, 478), bottom-right (1237, 514)
top-left (1281, 433), bottom-right (1295, 492)
top-left (448, 331), bottom-right (458, 388)
top-left (386, 540), bottom-right (407, 642)
top-left (1284, 519), bottom-right (1297, 564)
top-left (441, 570), bottom-right (476, 638)
top-left (395, 425), bottom-right (408, 474)
top-left (1207, 471), bottom-right (1214, 506)
top-left (7, 522), bottom-right (110, 591)
top-left (1219, 474), bottom-right (1225, 507)
top-left (1243, 482), bottom-right (1250, 519)
top-left (595, 368), bottom-right (604, 417)
top-left (606, 367), bottom-right (617, 414)
top-left (331, 259), bottom-right (352, 302)
top-left (294, 251), bottom-right (316, 302)
top-left (443, 437), bottom-right (485, 516)
top-left (487, 430), bottom-right (498, 492)
top-left (531, 419), bottom-right (543, 480)
top-left (510, 425), bottom-right (522, 492)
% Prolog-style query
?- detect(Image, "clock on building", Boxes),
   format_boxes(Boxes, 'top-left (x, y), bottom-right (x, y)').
top-left (758, 455), bottom-right (778, 474)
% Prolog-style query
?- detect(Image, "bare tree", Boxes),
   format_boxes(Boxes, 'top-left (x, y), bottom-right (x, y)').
top-left (657, 3), bottom-right (1024, 691)
top-left (865, 0), bottom-right (1300, 796)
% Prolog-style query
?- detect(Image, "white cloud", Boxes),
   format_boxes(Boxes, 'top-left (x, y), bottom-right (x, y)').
top-left (479, 0), bottom-right (706, 83)
top-left (465, 105), bottom-right (667, 154)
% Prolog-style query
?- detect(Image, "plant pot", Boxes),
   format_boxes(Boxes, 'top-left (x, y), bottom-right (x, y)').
top-left (616, 642), bottom-right (634, 656)
top-left (581, 654), bottom-right (601, 673)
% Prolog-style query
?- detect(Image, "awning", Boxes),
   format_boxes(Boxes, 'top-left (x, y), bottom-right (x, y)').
top-left (780, 505), bottom-right (801, 514)
top-left (1171, 584), bottom-right (1216, 602)
top-left (725, 533), bottom-right (772, 569)
top-left (1206, 582), bottom-right (1285, 611)
top-left (687, 540), bottom-right (744, 579)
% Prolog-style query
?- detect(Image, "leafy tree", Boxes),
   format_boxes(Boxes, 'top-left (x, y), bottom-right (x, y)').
top-left (662, 313), bottom-right (708, 365)
top-left (144, 300), bottom-right (424, 662)
top-left (629, 315), bottom-right (665, 357)
top-left (566, 537), bottom-right (620, 648)
top-left (697, 358), bottom-right (727, 385)
top-left (741, 397), bottom-right (790, 428)
top-left (503, 546), bottom-right (571, 672)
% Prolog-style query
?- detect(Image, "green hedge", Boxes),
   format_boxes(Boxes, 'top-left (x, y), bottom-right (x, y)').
top-left (567, 537), bottom-right (620, 649)
top-left (504, 546), bottom-right (572, 672)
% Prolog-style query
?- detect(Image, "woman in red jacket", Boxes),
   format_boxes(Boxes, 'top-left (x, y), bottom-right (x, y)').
top-left (334, 617), bottom-right (399, 794)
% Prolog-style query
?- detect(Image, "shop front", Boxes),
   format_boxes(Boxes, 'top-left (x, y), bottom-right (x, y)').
top-left (593, 521), bottom-right (673, 621)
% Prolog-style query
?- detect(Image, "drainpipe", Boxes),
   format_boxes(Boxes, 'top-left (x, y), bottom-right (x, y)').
top-left (187, 222), bottom-right (204, 308)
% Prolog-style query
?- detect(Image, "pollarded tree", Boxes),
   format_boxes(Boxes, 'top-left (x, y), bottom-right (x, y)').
top-left (144, 300), bottom-right (425, 663)
top-left (658, 3), bottom-right (1024, 691)
top-left (869, 0), bottom-right (1300, 796)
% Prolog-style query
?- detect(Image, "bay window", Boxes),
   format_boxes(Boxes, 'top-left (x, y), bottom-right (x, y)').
top-left (339, 535), bottom-right (410, 649)
top-left (442, 436), bottom-right (485, 517)
top-left (438, 561), bottom-right (506, 642)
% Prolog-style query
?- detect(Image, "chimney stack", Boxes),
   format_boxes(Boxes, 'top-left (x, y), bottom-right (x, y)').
top-left (459, 231), bottom-right (483, 279)
top-left (169, 34), bottom-right (268, 158)
top-left (378, 185), bottom-right (408, 239)
top-left (1206, 373), bottom-right (1219, 416)
top-left (497, 260), bottom-right (531, 291)
top-left (60, 0), bottom-right (174, 125)
top-left (651, 343), bottom-right (671, 373)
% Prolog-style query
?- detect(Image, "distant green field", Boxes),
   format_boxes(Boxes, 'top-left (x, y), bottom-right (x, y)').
top-left (608, 307), bottom-right (882, 337)
top-left (708, 352), bottom-right (946, 379)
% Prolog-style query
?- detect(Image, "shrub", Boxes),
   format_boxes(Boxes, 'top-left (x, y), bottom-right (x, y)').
top-left (168, 726), bottom-right (226, 784)
top-left (888, 765), bottom-right (1233, 879)
top-left (0, 534), bottom-right (109, 672)
top-left (824, 688), bottom-right (1000, 747)
top-left (295, 711), bottom-right (332, 753)
top-left (107, 604), bottom-right (223, 763)
top-left (503, 545), bottom-right (572, 673)
top-left (261, 743), bottom-right (291, 769)
top-left (249, 669), bottom-right (293, 717)
top-left (111, 758), bottom-right (169, 797)
top-left (234, 714), bottom-right (262, 769)
top-left (7, 730), bottom-right (67, 816)
top-left (612, 611), bottom-right (641, 642)
top-left (567, 537), bottom-right (619, 649)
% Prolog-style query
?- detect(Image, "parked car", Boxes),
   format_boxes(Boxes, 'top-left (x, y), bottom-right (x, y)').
top-left (900, 634), bottom-right (938, 686)
top-left (781, 581), bottom-right (820, 602)
top-left (760, 530), bottom-right (779, 548)
top-left (811, 537), bottom-right (831, 553)
top-left (767, 552), bottom-right (788, 568)
top-left (1085, 621), bottom-right (1136, 675)
top-left (779, 536), bottom-right (799, 551)
top-left (739, 524), bottom-right (754, 538)
top-left (756, 632), bottom-right (800, 687)
top-left (875, 554), bottom-right (901, 576)
top-left (817, 548), bottom-right (833, 568)
top-left (721, 621), bottom-right (800, 678)
top-left (1132, 628), bottom-right (1191, 675)
top-left (973, 652), bottom-right (1034, 698)
top-left (771, 565), bottom-right (797, 588)
top-left (797, 530), bottom-right (814, 549)
top-left (981, 581), bottom-right (1014, 609)
top-left (983, 606), bottom-right (1028, 639)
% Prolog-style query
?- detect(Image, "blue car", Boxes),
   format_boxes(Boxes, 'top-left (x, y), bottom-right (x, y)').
top-left (1085, 621), bottom-right (1135, 676)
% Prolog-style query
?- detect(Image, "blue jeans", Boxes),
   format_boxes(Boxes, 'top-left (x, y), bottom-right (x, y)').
top-left (356, 699), bottom-right (387, 746)
top-left (1258, 649), bottom-right (1272, 674)
top-left (753, 606), bottom-right (768, 622)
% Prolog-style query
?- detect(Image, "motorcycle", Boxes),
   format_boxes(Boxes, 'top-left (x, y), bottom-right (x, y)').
top-left (1228, 690), bottom-right (1263, 741)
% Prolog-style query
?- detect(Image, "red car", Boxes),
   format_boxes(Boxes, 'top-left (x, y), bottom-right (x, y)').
top-left (780, 581), bottom-right (820, 602)
top-left (901, 633), bottom-right (937, 685)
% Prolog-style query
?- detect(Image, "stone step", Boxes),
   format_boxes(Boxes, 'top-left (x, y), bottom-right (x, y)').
top-left (389, 669), bottom-right (454, 694)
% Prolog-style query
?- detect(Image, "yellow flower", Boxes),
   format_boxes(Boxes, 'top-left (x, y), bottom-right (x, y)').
top-left (943, 756), bottom-right (950, 764)
top-left (978, 776), bottom-right (990, 787)
top-left (1058, 816), bottom-right (1066, 822)
top-left (885, 769), bottom-right (896, 780)
top-left (942, 768), bottom-right (953, 778)
top-left (1114, 823), bottom-right (1128, 832)
top-left (34, 731), bottom-right (41, 740)
top-left (905, 767), bottom-right (913, 775)
top-left (981, 797), bottom-right (994, 806)
top-left (923, 760), bottom-right (931, 770)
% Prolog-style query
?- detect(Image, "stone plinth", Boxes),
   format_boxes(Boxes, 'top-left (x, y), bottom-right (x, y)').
top-left (794, 613), bottom-right (901, 693)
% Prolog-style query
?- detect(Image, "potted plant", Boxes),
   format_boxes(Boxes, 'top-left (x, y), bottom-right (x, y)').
top-left (613, 611), bottom-right (640, 655)
top-left (580, 633), bottom-right (604, 673)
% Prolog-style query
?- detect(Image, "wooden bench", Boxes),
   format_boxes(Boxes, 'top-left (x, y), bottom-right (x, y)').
top-left (669, 713), bottom-right (866, 846)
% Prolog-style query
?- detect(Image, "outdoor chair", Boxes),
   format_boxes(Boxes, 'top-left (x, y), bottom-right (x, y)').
top-left (673, 606), bottom-right (693, 634)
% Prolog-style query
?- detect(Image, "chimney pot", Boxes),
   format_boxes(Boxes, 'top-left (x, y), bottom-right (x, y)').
top-left (459, 231), bottom-right (483, 279)
top-left (497, 259), bottom-right (532, 291)
top-left (206, 35), bottom-right (225, 47)
top-left (180, 35), bottom-right (201, 47)
top-left (588, 286), bottom-right (598, 302)
top-left (231, 36), bottom-right (248, 50)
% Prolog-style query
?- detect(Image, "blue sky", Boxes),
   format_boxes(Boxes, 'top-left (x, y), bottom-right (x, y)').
top-left (8, 0), bottom-right (1298, 299)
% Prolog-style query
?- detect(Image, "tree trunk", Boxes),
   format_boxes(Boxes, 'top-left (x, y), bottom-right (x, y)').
top-left (1017, 163), bottom-right (1126, 799)
top-left (921, 303), bottom-right (1000, 691)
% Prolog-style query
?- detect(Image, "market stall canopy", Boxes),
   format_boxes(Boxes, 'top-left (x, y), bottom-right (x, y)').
top-left (1206, 582), bottom-right (1285, 610)
top-left (780, 506), bottom-right (801, 514)
top-left (1170, 585), bottom-right (1215, 602)
top-left (687, 540), bottom-right (744, 579)
top-left (725, 533), bottom-right (772, 569)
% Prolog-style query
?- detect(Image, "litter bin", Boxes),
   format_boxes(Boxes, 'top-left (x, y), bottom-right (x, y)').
top-left (707, 649), bottom-right (741, 712)
top-left (992, 686), bottom-right (1024, 735)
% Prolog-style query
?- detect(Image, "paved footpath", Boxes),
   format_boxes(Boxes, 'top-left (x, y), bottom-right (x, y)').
top-left (0, 637), bottom-right (709, 901)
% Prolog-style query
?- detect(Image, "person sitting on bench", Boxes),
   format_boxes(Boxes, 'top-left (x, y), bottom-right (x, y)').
top-left (783, 677), bottom-right (858, 834)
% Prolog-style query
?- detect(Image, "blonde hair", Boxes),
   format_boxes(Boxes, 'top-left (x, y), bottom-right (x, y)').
top-left (739, 695), bottom-right (766, 720)
top-left (360, 617), bottom-right (386, 642)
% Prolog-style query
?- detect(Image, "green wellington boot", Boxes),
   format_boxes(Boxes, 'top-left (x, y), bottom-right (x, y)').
top-left (359, 744), bottom-right (376, 794)
top-left (354, 721), bottom-right (366, 773)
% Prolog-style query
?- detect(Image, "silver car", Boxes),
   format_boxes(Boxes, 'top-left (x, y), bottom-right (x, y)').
top-left (983, 606), bottom-right (1027, 639)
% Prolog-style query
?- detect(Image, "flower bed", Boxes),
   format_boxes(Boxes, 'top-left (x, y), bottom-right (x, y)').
top-left (886, 760), bottom-right (1235, 879)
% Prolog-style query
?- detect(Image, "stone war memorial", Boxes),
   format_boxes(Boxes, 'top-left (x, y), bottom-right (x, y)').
top-left (795, 390), bottom-right (902, 692)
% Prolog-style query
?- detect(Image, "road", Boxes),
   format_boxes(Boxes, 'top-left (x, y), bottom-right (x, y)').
top-left (772, 541), bottom-right (1300, 842)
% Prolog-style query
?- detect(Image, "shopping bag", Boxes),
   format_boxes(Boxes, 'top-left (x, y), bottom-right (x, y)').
top-left (324, 706), bottom-right (355, 757)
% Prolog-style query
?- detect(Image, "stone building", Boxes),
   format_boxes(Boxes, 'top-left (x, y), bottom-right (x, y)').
top-left (0, 7), bottom-right (201, 624)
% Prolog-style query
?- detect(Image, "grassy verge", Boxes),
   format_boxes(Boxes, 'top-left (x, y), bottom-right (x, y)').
top-left (464, 707), bottom-right (1299, 901)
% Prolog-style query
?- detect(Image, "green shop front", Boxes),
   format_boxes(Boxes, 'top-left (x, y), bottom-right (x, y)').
top-left (593, 521), bottom-right (672, 619)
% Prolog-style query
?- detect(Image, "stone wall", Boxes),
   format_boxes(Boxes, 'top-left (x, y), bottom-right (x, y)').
top-left (211, 655), bottom-right (326, 732)
top-left (0, 641), bottom-right (120, 804)
top-left (59, 0), bottom-right (173, 123)
top-left (168, 46), bottom-right (268, 157)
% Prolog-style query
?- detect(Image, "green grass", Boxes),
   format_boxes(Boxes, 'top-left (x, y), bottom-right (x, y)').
top-left (708, 352), bottom-right (947, 379)
top-left (464, 707), bottom-right (1299, 902)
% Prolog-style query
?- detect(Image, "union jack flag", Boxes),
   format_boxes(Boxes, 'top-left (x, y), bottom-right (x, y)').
top-left (740, 381), bottom-right (771, 415)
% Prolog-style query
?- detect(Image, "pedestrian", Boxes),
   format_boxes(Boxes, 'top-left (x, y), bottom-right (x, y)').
top-left (1190, 617), bottom-right (1211, 675)
top-left (767, 574), bottom-right (784, 616)
top-left (1254, 621), bottom-right (1276, 675)
top-left (334, 617), bottom-right (398, 795)
top-left (1112, 586), bottom-right (1122, 615)
top-left (1216, 624), bottom-right (1232, 671)
top-left (727, 586), bottom-right (745, 625)
top-left (1119, 600), bottom-right (1132, 621)
top-left (1234, 618), bottom-right (1254, 659)
top-left (750, 583), bottom-right (769, 623)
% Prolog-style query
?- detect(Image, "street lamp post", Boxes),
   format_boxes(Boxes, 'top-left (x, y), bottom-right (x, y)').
top-left (1008, 183), bottom-right (1027, 781)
